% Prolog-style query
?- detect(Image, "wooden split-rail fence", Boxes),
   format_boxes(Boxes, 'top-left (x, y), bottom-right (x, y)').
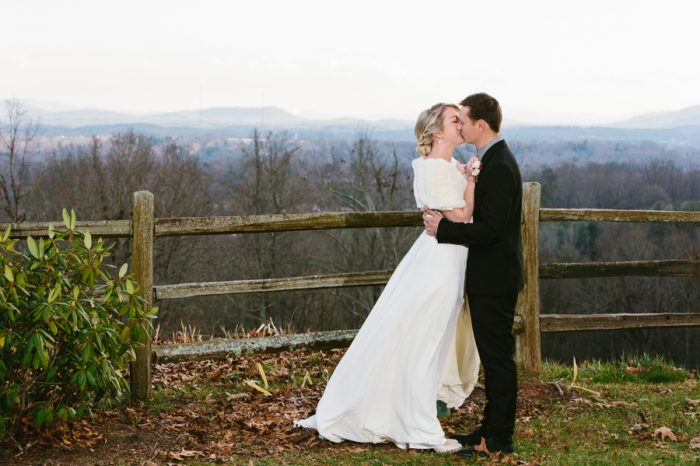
top-left (5, 184), bottom-right (700, 400)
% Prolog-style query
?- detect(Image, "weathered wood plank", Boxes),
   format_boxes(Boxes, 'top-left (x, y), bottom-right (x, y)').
top-left (3, 207), bottom-right (695, 240)
top-left (153, 330), bottom-right (359, 363)
top-left (540, 313), bottom-right (700, 332)
top-left (154, 270), bottom-right (395, 300)
top-left (155, 259), bottom-right (700, 301)
top-left (540, 260), bottom-right (700, 279)
top-left (540, 208), bottom-right (700, 223)
top-left (153, 316), bottom-right (525, 363)
top-left (1, 219), bottom-right (131, 238)
top-left (130, 192), bottom-right (154, 401)
top-left (156, 259), bottom-right (700, 301)
top-left (154, 211), bottom-right (422, 237)
top-left (516, 182), bottom-right (542, 374)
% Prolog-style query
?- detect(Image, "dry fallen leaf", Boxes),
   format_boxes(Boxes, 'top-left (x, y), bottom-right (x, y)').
top-left (653, 426), bottom-right (677, 442)
top-left (169, 448), bottom-right (202, 461)
top-left (245, 379), bottom-right (272, 396)
top-left (474, 436), bottom-right (489, 454)
top-left (689, 437), bottom-right (700, 450)
top-left (300, 370), bottom-right (313, 388)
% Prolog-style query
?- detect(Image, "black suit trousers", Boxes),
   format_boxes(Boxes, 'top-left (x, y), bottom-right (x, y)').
top-left (468, 293), bottom-right (518, 440)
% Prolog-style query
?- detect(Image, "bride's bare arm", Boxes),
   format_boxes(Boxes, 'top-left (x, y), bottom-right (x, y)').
top-left (441, 178), bottom-right (475, 223)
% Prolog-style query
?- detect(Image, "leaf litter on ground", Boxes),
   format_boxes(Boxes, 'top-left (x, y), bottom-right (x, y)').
top-left (1, 350), bottom-right (698, 465)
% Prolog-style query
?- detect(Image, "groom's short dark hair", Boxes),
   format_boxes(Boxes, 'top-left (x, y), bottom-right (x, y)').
top-left (460, 93), bottom-right (502, 133)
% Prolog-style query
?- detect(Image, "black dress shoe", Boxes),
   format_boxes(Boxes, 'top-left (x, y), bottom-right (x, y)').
top-left (455, 437), bottom-right (513, 457)
top-left (448, 426), bottom-right (484, 446)
top-left (456, 446), bottom-right (488, 458)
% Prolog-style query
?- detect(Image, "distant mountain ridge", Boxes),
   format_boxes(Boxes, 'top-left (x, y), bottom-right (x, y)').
top-left (28, 105), bottom-right (414, 131)
top-left (612, 105), bottom-right (700, 128)
top-left (13, 101), bottom-right (700, 147)
top-left (24, 102), bottom-right (700, 130)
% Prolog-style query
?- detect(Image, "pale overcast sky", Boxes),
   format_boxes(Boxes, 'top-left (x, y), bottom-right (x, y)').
top-left (2, 0), bottom-right (699, 124)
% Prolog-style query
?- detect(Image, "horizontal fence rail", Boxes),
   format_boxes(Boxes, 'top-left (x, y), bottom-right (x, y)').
top-left (1, 219), bottom-right (132, 238)
top-left (154, 211), bottom-right (423, 237)
top-left (539, 260), bottom-right (700, 279)
top-left (155, 260), bottom-right (700, 300)
top-left (4, 208), bottom-right (698, 239)
top-left (154, 330), bottom-right (360, 364)
top-left (540, 313), bottom-right (700, 332)
top-left (155, 270), bottom-right (395, 300)
top-left (153, 317), bottom-right (526, 364)
top-left (153, 208), bottom-right (700, 237)
top-left (540, 208), bottom-right (700, 223)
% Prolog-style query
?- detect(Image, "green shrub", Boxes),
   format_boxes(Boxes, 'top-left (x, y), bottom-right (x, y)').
top-left (0, 209), bottom-right (154, 440)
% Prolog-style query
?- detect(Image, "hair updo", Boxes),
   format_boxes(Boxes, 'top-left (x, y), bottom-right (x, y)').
top-left (414, 103), bottom-right (459, 158)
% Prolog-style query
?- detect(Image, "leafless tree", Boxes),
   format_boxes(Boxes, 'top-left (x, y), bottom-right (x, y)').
top-left (222, 129), bottom-right (305, 325)
top-left (0, 99), bottom-right (39, 222)
top-left (308, 131), bottom-right (417, 327)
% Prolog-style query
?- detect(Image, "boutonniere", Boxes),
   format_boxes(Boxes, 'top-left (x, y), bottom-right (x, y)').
top-left (470, 159), bottom-right (481, 179)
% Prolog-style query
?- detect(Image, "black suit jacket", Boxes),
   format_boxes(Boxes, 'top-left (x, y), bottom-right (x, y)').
top-left (436, 140), bottom-right (524, 295)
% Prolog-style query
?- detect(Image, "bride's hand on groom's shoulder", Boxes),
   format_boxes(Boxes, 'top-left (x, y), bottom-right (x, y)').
top-left (422, 209), bottom-right (443, 237)
top-left (455, 161), bottom-right (467, 175)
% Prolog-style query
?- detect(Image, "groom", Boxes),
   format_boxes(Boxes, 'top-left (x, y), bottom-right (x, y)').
top-left (423, 93), bottom-right (523, 457)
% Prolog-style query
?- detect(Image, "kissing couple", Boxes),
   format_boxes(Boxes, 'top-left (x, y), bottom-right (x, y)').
top-left (295, 93), bottom-right (524, 458)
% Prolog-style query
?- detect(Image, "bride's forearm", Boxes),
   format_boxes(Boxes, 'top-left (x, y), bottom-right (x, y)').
top-left (442, 181), bottom-right (475, 223)
top-left (426, 203), bottom-right (471, 225)
top-left (442, 207), bottom-right (471, 223)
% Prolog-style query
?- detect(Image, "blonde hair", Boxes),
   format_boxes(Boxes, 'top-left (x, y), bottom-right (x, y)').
top-left (414, 103), bottom-right (459, 157)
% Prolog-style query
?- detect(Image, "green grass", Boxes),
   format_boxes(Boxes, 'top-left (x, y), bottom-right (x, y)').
top-left (145, 386), bottom-right (179, 413)
top-left (305, 351), bottom-right (326, 366)
top-left (541, 353), bottom-right (692, 384)
top-left (146, 378), bottom-right (228, 414)
top-left (517, 380), bottom-right (700, 465)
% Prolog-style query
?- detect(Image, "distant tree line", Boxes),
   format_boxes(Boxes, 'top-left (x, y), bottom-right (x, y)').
top-left (2, 100), bottom-right (699, 368)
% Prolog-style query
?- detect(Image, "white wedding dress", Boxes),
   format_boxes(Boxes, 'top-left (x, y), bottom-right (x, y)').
top-left (295, 157), bottom-right (480, 449)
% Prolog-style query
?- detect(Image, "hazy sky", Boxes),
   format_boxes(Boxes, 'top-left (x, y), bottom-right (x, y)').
top-left (2, 0), bottom-right (699, 124)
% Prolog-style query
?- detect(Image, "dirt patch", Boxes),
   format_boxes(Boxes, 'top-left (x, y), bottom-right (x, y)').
top-left (1, 350), bottom-right (574, 464)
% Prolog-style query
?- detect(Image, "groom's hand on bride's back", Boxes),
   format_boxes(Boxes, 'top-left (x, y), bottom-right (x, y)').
top-left (422, 209), bottom-right (443, 236)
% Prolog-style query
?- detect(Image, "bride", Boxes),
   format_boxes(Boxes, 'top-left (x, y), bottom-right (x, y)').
top-left (295, 103), bottom-right (480, 453)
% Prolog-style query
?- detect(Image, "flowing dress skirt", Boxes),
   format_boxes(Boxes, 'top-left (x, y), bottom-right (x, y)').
top-left (295, 231), bottom-right (480, 449)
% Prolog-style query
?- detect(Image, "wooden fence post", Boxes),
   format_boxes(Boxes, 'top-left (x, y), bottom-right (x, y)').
top-left (516, 182), bottom-right (542, 374)
top-left (130, 191), bottom-right (154, 401)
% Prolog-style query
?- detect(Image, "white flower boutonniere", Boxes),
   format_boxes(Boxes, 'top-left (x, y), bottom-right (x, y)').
top-left (470, 159), bottom-right (481, 179)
